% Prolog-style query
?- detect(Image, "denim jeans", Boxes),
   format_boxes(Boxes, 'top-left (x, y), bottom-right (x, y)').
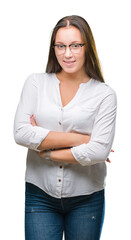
top-left (25, 182), bottom-right (105, 240)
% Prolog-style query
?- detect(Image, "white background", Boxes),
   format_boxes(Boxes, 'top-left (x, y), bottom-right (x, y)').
top-left (0, 0), bottom-right (131, 239)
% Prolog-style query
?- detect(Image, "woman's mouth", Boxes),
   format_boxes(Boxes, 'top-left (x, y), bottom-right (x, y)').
top-left (63, 60), bottom-right (76, 67)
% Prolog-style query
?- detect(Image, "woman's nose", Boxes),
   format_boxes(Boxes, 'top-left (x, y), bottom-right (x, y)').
top-left (64, 46), bottom-right (73, 57)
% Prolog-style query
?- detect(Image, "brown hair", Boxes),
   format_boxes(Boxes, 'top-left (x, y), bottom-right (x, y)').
top-left (46, 15), bottom-right (104, 82)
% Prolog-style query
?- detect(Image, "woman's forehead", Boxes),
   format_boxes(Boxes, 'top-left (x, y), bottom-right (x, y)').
top-left (55, 26), bottom-right (83, 43)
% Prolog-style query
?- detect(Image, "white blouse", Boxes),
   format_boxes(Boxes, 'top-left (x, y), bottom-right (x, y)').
top-left (14, 73), bottom-right (117, 198)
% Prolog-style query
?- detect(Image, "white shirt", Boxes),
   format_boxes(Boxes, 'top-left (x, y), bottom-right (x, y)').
top-left (14, 73), bottom-right (117, 198)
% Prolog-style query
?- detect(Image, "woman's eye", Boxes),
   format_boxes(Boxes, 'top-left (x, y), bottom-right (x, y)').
top-left (58, 45), bottom-right (65, 49)
top-left (72, 44), bottom-right (79, 48)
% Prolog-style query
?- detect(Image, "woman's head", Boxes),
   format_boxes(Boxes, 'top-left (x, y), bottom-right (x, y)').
top-left (46, 15), bottom-right (104, 82)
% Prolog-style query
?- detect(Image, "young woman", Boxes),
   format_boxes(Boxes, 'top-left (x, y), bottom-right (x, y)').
top-left (14, 15), bottom-right (117, 240)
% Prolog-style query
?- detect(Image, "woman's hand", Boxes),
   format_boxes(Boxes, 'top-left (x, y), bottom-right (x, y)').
top-left (106, 149), bottom-right (114, 163)
top-left (30, 115), bottom-right (37, 126)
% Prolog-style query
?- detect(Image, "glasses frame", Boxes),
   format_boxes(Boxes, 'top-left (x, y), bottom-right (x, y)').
top-left (53, 43), bottom-right (85, 54)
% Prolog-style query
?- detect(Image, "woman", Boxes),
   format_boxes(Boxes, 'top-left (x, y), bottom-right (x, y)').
top-left (14, 15), bottom-right (117, 240)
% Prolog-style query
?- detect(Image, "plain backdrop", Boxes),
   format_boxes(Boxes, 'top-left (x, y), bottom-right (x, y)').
top-left (0, 0), bottom-right (131, 239)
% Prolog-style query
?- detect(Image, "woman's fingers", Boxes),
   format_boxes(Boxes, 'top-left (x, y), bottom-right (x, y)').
top-left (106, 149), bottom-right (115, 163)
top-left (37, 151), bottom-right (46, 158)
top-left (106, 158), bottom-right (111, 163)
top-left (30, 115), bottom-right (37, 126)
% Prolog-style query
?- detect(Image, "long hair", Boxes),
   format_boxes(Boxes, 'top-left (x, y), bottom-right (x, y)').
top-left (46, 15), bottom-right (104, 82)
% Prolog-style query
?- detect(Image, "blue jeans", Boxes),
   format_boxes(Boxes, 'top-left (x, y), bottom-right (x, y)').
top-left (25, 182), bottom-right (105, 240)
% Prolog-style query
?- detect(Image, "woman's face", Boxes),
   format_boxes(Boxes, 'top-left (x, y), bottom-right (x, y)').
top-left (54, 26), bottom-right (86, 75)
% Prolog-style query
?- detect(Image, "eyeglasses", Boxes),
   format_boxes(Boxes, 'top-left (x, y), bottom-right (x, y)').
top-left (53, 43), bottom-right (85, 55)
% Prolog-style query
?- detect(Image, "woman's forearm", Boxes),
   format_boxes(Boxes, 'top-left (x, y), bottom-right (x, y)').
top-left (30, 115), bottom-right (90, 151)
top-left (50, 148), bottom-right (78, 164)
top-left (38, 148), bottom-right (78, 164)
top-left (37, 131), bottom-right (90, 151)
top-left (38, 147), bottom-right (113, 165)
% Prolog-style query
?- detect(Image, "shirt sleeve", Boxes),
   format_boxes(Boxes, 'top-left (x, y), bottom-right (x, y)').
top-left (71, 87), bottom-right (117, 166)
top-left (13, 74), bottom-right (50, 151)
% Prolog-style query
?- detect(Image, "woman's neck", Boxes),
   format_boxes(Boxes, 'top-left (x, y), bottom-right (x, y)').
top-left (56, 70), bottom-right (90, 84)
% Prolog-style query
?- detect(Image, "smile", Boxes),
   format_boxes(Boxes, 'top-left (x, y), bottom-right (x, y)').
top-left (63, 60), bottom-right (76, 66)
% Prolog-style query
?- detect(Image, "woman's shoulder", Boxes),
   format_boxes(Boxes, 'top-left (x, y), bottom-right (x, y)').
top-left (92, 78), bottom-right (117, 97)
top-left (24, 72), bottom-right (55, 86)
top-left (90, 79), bottom-right (117, 108)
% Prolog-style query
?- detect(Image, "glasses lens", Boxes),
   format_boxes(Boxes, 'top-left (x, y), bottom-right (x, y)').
top-left (54, 45), bottom-right (65, 55)
top-left (70, 44), bottom-right (82, 53)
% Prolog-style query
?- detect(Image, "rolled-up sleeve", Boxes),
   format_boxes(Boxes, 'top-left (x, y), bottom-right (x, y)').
top-left (14, 74), bottom-right (50, 151)
top-left (71, 88), bottom-right (117, 166)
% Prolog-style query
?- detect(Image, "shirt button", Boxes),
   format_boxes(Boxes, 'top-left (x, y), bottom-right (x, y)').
top-left (59, 121), bottom-right (62, 125)
top-left (59, 179), bottom-right (61, 182)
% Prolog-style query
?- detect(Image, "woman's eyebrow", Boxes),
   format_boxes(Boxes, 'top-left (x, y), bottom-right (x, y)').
top-left (55, 42), bottom-right (65, 44)
top-left (55, 40), bottom-right (82, 44)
